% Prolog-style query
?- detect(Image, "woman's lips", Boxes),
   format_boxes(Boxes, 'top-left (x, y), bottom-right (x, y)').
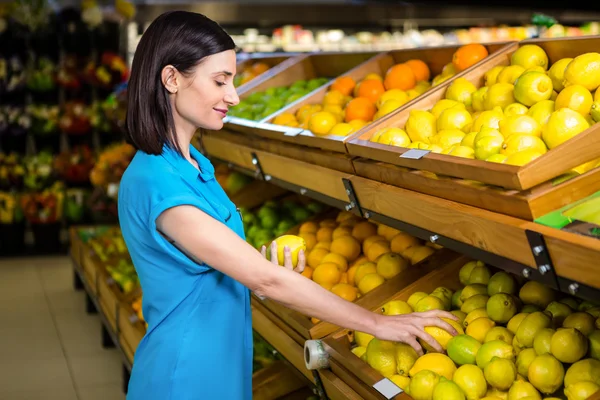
top-left (214, 108), bottom-right (228, 118)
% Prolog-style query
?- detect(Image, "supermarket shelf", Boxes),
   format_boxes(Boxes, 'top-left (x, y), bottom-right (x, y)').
top-left (201, 132), bottom-right (600, 301)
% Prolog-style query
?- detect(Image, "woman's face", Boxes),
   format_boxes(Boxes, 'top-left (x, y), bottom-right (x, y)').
top-left (171, 49), bottom-right (239, 132)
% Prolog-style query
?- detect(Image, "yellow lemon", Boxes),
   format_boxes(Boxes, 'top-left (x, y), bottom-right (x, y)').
top-left (469, 264), bottom-right (492, 285)
top-left (545, 301), bottom-right (573, 326)
top-left (419, 318), bottom-right (465, 352)
top-left (395, 342), bottom-right (419, 376)
top-left (323, 90), bottom-right (346, 106)
top-left (548, 57), bottom-right (573, 92)
top-left (461, 132), bottom-right (478, 148)
top-left (511, 44), bottom-right (549, 70)
top-left (355, 331), bottom-right (375, 347)
top-left (542, 108), bottom-right (590, 149)
top-left (527, 100), bottom-right (555, 126)
top-left (376, 127), bottom-right (411, 147)
top-left (348, 119), bottom-right (368, 131)
top-left (501, 134), bottom-right (547, 156)
top-left (390, 374), bottom-right (411, 391)
top-left (329, 122), bottom-right (355, 136)
top-left (485, 327), bottom-right (514, 345)
top-left (432, 129), bottom-right (467, 148)
top-left (563, 312), bottom-right (596, 336)
top-left (466, 317), bottom-right (496, 343)
top-left (527, 354), bottom-right (564, 395)
top-left (504, 103), bottom-right (529, 117)
top-left (516, 348), bottom-right (537, 377)
top-left (564, 381), bottom-right (600, 400)
top-left (433, 378), bottom-right (465, 400)
top-left (405, 110), bottom-right (437, 143)
top-left (376, 89), bottom-right (408, 109)
top-left (407, 292), bottom-right (429, 310)
top-left (308, 111), bottom-right (338, 136)
top-left (472, 86), bottom-right (489, 112)
top-left (273, 112), bottom-right (298, 126)
top-left (486, 154), bottom-right (508, 163)
top-left (499, 115), bottom-right (541, 138)
top-left (358, 273), bottom-right (385, 294)
top-left (555, 84), bottom-right (594, 115)
top-left (486, 387), bottom-right (509, 400)
top-left (462, 284), bottom-right (489, 302)
top-left (519, 281), bottom-right (556, 309)
top-left (589, 330), bottom-right (600, 360)
top-left (484, 357), bottom-right (517, 391)
top-left (382, 300), bottom-right (413, 316)
top-left (407, 89), bottom-right (420, 100)
top-left (431, 99), bottom-right (465, 119)
top-left (472, 107), bottom-right (505, 132)
top-left (446, 77), bottom-right (478, 107)
top-left (462, 295), bottom-right (491, 314)
top-left (564, 358), bottom-right (600, 387)
top-left (415, 295), bottom-right (446, 312)
top-left (351, 346), bottom-right (367, 358)
top-left (476, 340), bottom-right (516, 369)
top-left (550, 327), bottom-right (588, 364)
top-left (354, 262), bottom-right (377, 285)
top-left (409, 353), bottom-right (456, 380)
top-left (514, 71), bottom-right (553, 106)
top-left (497, 65), bottom-right (526, 84)
top-left (459, 260), bottom-right (484, 285)
top-left (504, 150), bottom-right (545, 166)
top-left (563, 52), bottom-right (600, 91)
top-left (464, 308), bottom-right (489, 328)
top-left (484, 83), bottom-right (516, 110)
top-left (485, 66), bottom-right (505, 86)
top-left (376, 252), bottom-right (409, 279)
top-left (366, 338), bottom-right (398, 378)
top-left (507, 381), bottom-right (541, 400)
top-left (474, 135), bottom-right (503, 160)
top-left (453, 364), bottom-right (488, 400)
top-left (375, 99), bottom-right (406, 119)
top-left (437, 107), bottom-right (473, 132)
top-left (446, 145), bottom-right (475, 159)
top-left (532, 327), bottom-right (554, 355)
top-left (409, 370), bottom-right (440, 400)
top-left (591, 101), bottom-right (600, 122)
top-left (516, 311), bottom-right (553, 348)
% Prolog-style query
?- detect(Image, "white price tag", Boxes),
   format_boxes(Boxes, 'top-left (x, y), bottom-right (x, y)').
top-left (129, 314), bottom-right (139, 324)
top-left (400, 149), bottom-right (431, 160)
top-left (107, 183), bottom-right (119, 198)
top-left (284, 129), bottom-right (303, 137)
top-left (373, 378), bottom-right (403, 399)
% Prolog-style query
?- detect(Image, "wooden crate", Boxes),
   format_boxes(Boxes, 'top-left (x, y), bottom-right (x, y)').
top-left (81, 250), bottom-right (102, 296)
top-left (118, 298), bottom-right (146, 365)
top-left (236, 54), bottom-right (299, 93)
top-left (352, 157), bottom-right (600, 220)
top-left (252, 360), bottom-right (307, 400)
top-left (96, 261), bottom-right (138, 332)
top-left (254, 248), bottom-right (461, 342)
top-left (225, 51), bottom-right (381, 146)
top-left (320, 256), bottom-right (468, 400)
top-left (346, 36), bottom-right (600, 191)
top-left (259, 42), bottom-right (514, 153)
top-left (69, 226), bottom-right (84, 267)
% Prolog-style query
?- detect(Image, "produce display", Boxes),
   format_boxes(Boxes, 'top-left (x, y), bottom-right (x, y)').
top-left (89, 142), bottom-right (136, 188)
top-left (271, 44), bottom-right (490, 136)
top-left (349, 259), bottom-right (600, 399)
top-left (86, 227), bottom-right (128, 262)
top-left (266, 210), bottom-right (438, 322)
top-left (215, 165), bottom-right (254, 196)
top-left (242, 197), bottom-right (326, 249)
top-left (233, 61), bottom-right (271, 87)
top-left (370, 44), bottom-right (600, 170)
top-left (228, 77), bottom-right (330, 121)
top-left (106, 256), bottom-right (138, 294)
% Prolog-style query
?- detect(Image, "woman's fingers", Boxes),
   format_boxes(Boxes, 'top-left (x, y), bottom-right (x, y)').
top-left (404, 336), bottom-right (424, 357)
top-left (283, 246), bottom-right (293, 270)
top-left (422, 318), bottom-right (458, 336)
top-left (417, 309), bottom-right (459, 322)
top-left (260, 245), bottom-right (267, 258)
top-left (270, 241), bottom-right (279, 265)
top-left (412, 328), bottom-right (444, 353)
top-left (294, 249), bottom-right (306, 273)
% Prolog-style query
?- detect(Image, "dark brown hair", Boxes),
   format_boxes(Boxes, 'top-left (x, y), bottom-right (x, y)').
top-left (125, 11), bottom-right (235, 155)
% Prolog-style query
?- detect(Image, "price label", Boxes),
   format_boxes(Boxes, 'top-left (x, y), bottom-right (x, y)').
top-left (129, 314), bottom-right (139, 324)
top-left (373, 378), bottom-right (403, 399)
top-left (107, 183), bottom-right (119, 198)
top-left (284, 129), bottom-right (303, 137)
top-left (400, 149), bottom-right (431, 160)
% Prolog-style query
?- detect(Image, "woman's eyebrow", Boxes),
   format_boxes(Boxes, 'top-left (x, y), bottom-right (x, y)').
top-left (213, 70), bottom-right (233, 76)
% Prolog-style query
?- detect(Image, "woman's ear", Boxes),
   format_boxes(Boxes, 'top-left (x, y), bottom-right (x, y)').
top-left (161, 65), bottom-right (178, 94)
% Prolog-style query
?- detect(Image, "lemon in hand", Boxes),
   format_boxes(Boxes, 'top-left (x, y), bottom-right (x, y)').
top-left (542, 108), bottom-right (590, 149)
top-left (563, 52), bottom-right (600, 91)
top-left (514, 71), bottom-right (553, 106)
top-left (555, 84), bottom-right (593, 115)
top-left (548, 57), bottom-right (573, 92)
top-left (511, 44), bottom-right (549, 70)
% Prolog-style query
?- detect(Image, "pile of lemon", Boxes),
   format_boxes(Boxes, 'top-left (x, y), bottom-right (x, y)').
top-left (352, 260), bottom-right (600, 400)
top-left (294, 211), bottom-right (439, 322)
top-left (370, 45), bottom-right (600, 171)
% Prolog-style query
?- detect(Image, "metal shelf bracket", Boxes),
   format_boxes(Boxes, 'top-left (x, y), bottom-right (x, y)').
top-left (342, 178), bottom-right (363, 218)
top-left (251, 152), bottom-right (265, 181)
top-left (525, 230), bottom-right (559, 289)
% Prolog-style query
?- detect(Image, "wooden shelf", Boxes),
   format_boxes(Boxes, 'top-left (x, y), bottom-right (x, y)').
top-left (200, 131), bottom-right (600, 299)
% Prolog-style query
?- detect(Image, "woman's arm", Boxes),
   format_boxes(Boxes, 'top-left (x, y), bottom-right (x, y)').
top-left (158, 205), bottom-right (458, 355)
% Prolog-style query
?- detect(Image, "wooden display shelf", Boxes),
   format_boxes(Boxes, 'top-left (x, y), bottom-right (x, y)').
top-left (254, 248), bottom-right (461, 341)
top-left (260, 42), bottom-right (514, 153)
top-left (346, 36), bottom-right (600, 191)
top-left (321, 257), bottom-right (466, 400)
top-left (352, 157), bottom-right (600, 221)
top-left (118, 299), bottom-right (146, 366)
top-left (252, 360), bottom-right (309, 400)
top-left (236, 54), bottom-right (300, 94)
top-left (349, 175), bottom-right (600, 292)
top-left (225, 51), bottom-right (380, 151)
top-left (204, 129), bottom-right (357, 175)
top-left (96, 266), bottom-right (139, 332)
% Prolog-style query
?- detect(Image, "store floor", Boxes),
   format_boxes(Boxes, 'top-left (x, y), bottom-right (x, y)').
top-left (0, 256), bottom-right (126, 400)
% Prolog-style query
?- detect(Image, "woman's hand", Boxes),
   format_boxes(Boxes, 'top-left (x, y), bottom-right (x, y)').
top-left (260, 241), bottom-right (306, 273)
top-left (373, 310), bottom-right (459, 356)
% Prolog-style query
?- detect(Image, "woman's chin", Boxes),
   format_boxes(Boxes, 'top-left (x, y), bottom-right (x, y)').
top-left (202, 120), bottom-right (224, 131)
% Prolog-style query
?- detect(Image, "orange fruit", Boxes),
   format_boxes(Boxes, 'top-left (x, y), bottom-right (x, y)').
top-left (316, 226), bottom-right (334, 242)
top-left (298, 232), bottom-right (317, 251)
top-left (340, 273), bottom-right (349, 284)
top-left (452, 44), bottom-right (489, 72)
top-left (354, 262), bottom-right (377, 285)
top-left (313, 262), bottom-right (342, 286)
top-left (347, 265), bottom-right (358, 286)
top-left (390, 232), bottom-right (421, 254)
top-left (409, 246), bottom-right (435, 265)
top-left (321, 252), bottom-right (349, 272)
top-left (350, 255), bottom-right (369, 269)
top-left (336, 210), bottom-right (356, 222)
top-left (308, 111), bottom-right (337, 136)
top-left (299, 221), bottom-right (318, 234)
top-left (351, 221), bottom-right (378, 242)
top-left (331, 283), bottom-right (358, 302)
top-left (332, 226), bottom-right (352, 240)
top-left (345, 98), bottom-right (377, 122)
top-left (301, 266), bottom-right (314, 279)
top-left (384, 63), bottom-right (416, 91)
top-left (331, 76), bottom-right (356, 96)
top-left (330, 235), bottom-right (361, 262)
top-left (357, 79), bottom-right (386, 104)
top-left (319, 219), bottom-right (338, 228)
top-left (307, 248), bottom-right (329, 268)
top-left (405, 59), bottom-right (431, 82)
top-left (362, 235), bottom-right (387, 255)
top-left (314, 241), bottom-right (331, 251)
top-left (367, 241), bottom-right (391, 262)
top-left (339, 218), bottom-right (359, 228)
top-left (251, 62), bottom-right (270, 75)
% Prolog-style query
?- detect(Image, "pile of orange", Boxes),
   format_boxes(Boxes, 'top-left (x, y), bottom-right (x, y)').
top-left (295, 210), bottom-right (440, 324)
top-left (234, 61), bottom-right (271, 87)
top-left (272, 43), bottom-right (489, 138)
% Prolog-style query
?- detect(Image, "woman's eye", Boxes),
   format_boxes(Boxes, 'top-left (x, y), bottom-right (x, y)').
top-left (215, 81), bottom-right (226, 87)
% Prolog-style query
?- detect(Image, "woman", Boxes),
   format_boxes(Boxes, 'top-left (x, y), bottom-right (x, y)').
top-left (118, 10), bottom-right (458, 400)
